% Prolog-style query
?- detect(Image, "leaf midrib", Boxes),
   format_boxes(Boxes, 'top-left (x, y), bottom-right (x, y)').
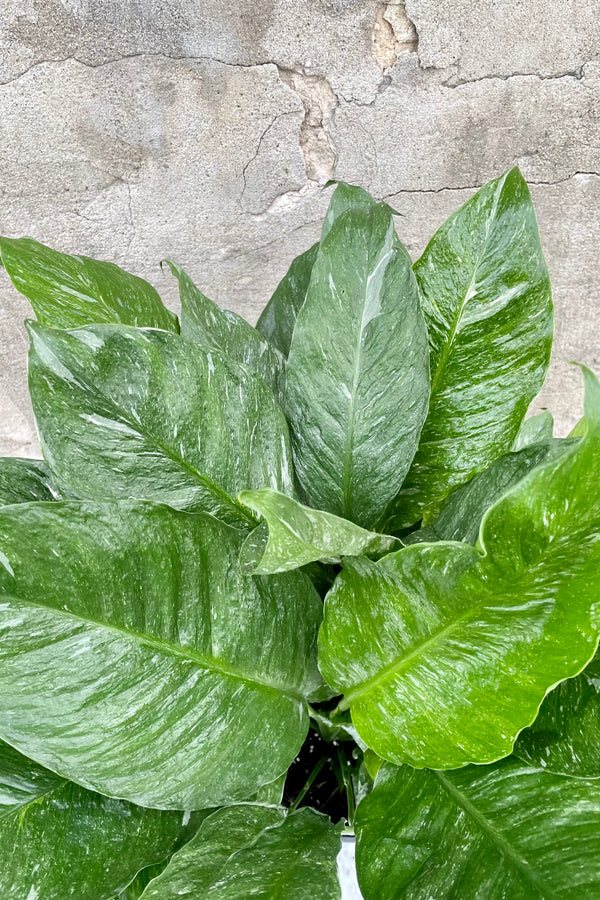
top-left (341, 219), bottom-right (395, 518)
top-left (427, 174), bottom-right (505, 399)
top-left (3, 593), bottom-right (305, 704)
top-left (38, 342), bottom-right (256, 526)
top-left (340, 424), bottom-right (599, 710)
top-left (0, 778), bottom-right (66, 823)
top-left (433, 770), bottom-right (559, 900)
top-left (338, 597), bottom-right (478, 709)
top-left (123, 424), bottom-right (254, 524)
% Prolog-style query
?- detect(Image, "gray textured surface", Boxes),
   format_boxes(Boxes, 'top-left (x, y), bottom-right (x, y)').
top-left (1, 1), bottom-right (599, 455)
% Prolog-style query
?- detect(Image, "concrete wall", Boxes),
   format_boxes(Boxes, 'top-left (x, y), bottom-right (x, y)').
top-left (1, 1), bottom-right (599, 455)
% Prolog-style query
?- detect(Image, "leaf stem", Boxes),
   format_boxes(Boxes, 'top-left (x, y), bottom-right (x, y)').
top-left (336, 745), bottom-right (355, 826)
top-left (288, 757), bottom-right (328, 813)
top-left (333, 697), bottom-right (350, 714)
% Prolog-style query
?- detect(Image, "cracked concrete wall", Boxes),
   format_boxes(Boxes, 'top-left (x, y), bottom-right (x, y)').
top-left (1, 1), bottom-right (599, 455)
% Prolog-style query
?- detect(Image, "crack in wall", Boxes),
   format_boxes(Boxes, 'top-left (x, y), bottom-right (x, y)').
top-left (237, 66), bottom-right (341, 219)
top-left (0, 52), bottom-right (281, 86)
top-left (2, 43), bottom-right (595, 221)
top-left (442, 65), bottom-right (587, 89)
top-left (277, 68), bottom-right (338, 186)
top-left (240, 112), bottom-right (287, 209)
top-left (0, 50), bottom-right (340, 214)
top-left (382, 171), bottom-right (600, 200)
top-left (239, 105), bottom-right (315, 216)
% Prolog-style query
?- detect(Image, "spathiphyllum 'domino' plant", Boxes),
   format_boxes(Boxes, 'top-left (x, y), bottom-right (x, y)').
top-left (0, 167), bottom-right (599, 900)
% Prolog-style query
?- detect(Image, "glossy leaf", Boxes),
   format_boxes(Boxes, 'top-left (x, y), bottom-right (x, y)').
top-left (319, 367), bottom-right (600, 769)
top-left (514, 653), bottom-right (600, 778)
top-left (285, 204), bottom-right (429, 528)
top-left (256, 243), bottom-right (319, 357)
top-left (0, 501), bottom-right (322, 808)
top-left (0, 740), bottom-right (185, 900)
top-left (28, 323), bottom-right (296, 527)
top-left (0, 457), bottom-right (60, 506)
top-left (165, 260), bottom-right (284, 397)
top-left (252, 771), bottom-right (287, 806)
top-left (384, 168), bottom-right (553, 530)
top-left (238, 488), bottom-right (400, 574)
top-left (255, 183), bottom-right (391, 359)
top-left (405, 440), bottom-right (570, 546)
top-left (113, 812), bottom-right (215, 900)
top-left (512, 409), bottom-right (554, 450)
top-left (320, 182), bottom-right (397, 242)
top-left (115, 866), bottom-right (169, 900)
top-left (355, 758), bottom-right (600, 900)
top-left (140, 805), bottom-right (343, 899)
top-left (362, 750), bottom-right (383, 782)
top-left (570, 416), bottom-right (588, 437)
top-left (0, 236), bottom-right (178, 331)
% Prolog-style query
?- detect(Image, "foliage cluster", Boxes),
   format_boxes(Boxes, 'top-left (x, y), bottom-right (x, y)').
top-left (0, 169), bottom-right (599, 898)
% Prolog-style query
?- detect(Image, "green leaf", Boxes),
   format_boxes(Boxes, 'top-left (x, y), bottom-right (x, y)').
top-left (0, 457), bottom-right (60, 506)
top-left (165, 260), bottom-right (284, 397)
top-left (384, 168), bottom-right (553, 530)
top-left (141, 806), bottom-right (284, 898)
top-left (0, 739), bottom-right (185, 900)
top-left (238, 488), bottom-right (400, 574)
top-left (251, 771), bottom-right (288, 806)
top-left (570, 416), bottom-right (588, 437)
top-left (28, 323), bottom-right (296, 527)
top-left (404, 440), bottom-right (570, 546)
top-left (320, 182), bottom-right (397, 242)
top-left (113, 811), bottom-right (214, 900)
top-left (115, 865), bottom-right (169, 900)
top-left (0, 501), bottom-right (323, 808)
top-left (139, 805), bottom-right (343, 899)
top-left (285, 204), bottom-right (430, 528)
top-left (512, 410), bottom-right (554, 450)
top-left (362, 750), bottom-right (382, 782)
top-left (255, 184), bottom-right (392, 359)
top-left (0, 236), bottom-right (178, 332)
top-left (514, 654), bottom-right (600, 779)
top-left (319, 367), bottom-right (600, 769)
top-left (256, 243), bottom-right (319, 357)
top-left (355, 758), bottom-right (600, 900)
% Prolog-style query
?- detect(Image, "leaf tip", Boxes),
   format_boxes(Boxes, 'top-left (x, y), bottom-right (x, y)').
top-left (160, 258), bottom-right (178, 276)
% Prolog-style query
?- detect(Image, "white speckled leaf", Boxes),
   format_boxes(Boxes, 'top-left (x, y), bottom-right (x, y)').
top-left (384, 168), bottom-right (553, 531)
top-left (0, 457), bottom-right (60, 506)
top-left (355, 758), bottom-right (600, 899)
top-left (113, 865), bottom-right (170, 900)
top-left (166, 260), bottom-right (284, 398)
top-left (239, 488), bottom-right (400, 574)
top-left (0, 236), bottom-right (178, 331)
top-left (0, 740), bottom-right (187, 900)
top-left (28, 323), bottom-right (296, 527)
top-left (512, 410), bottom-right (554, 451)
top-left (0, 501), bottom-right (322, 808)
top-left (514, 653), bottom-right (600, 779)
top-left (140, 805), bottom-right (343, 899)
top-left (320, 181), bottom-right (399, 243)
top-left (319, 368), bottom-right (600, 769)
top-left (256, 243), bottom-right (319, 358)
top-left (405, 440), bottom-right (572, 546)
top-left (285, 203), bottom-right (429, 528)
top-left (255, 183), bottom-right (390, 361)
